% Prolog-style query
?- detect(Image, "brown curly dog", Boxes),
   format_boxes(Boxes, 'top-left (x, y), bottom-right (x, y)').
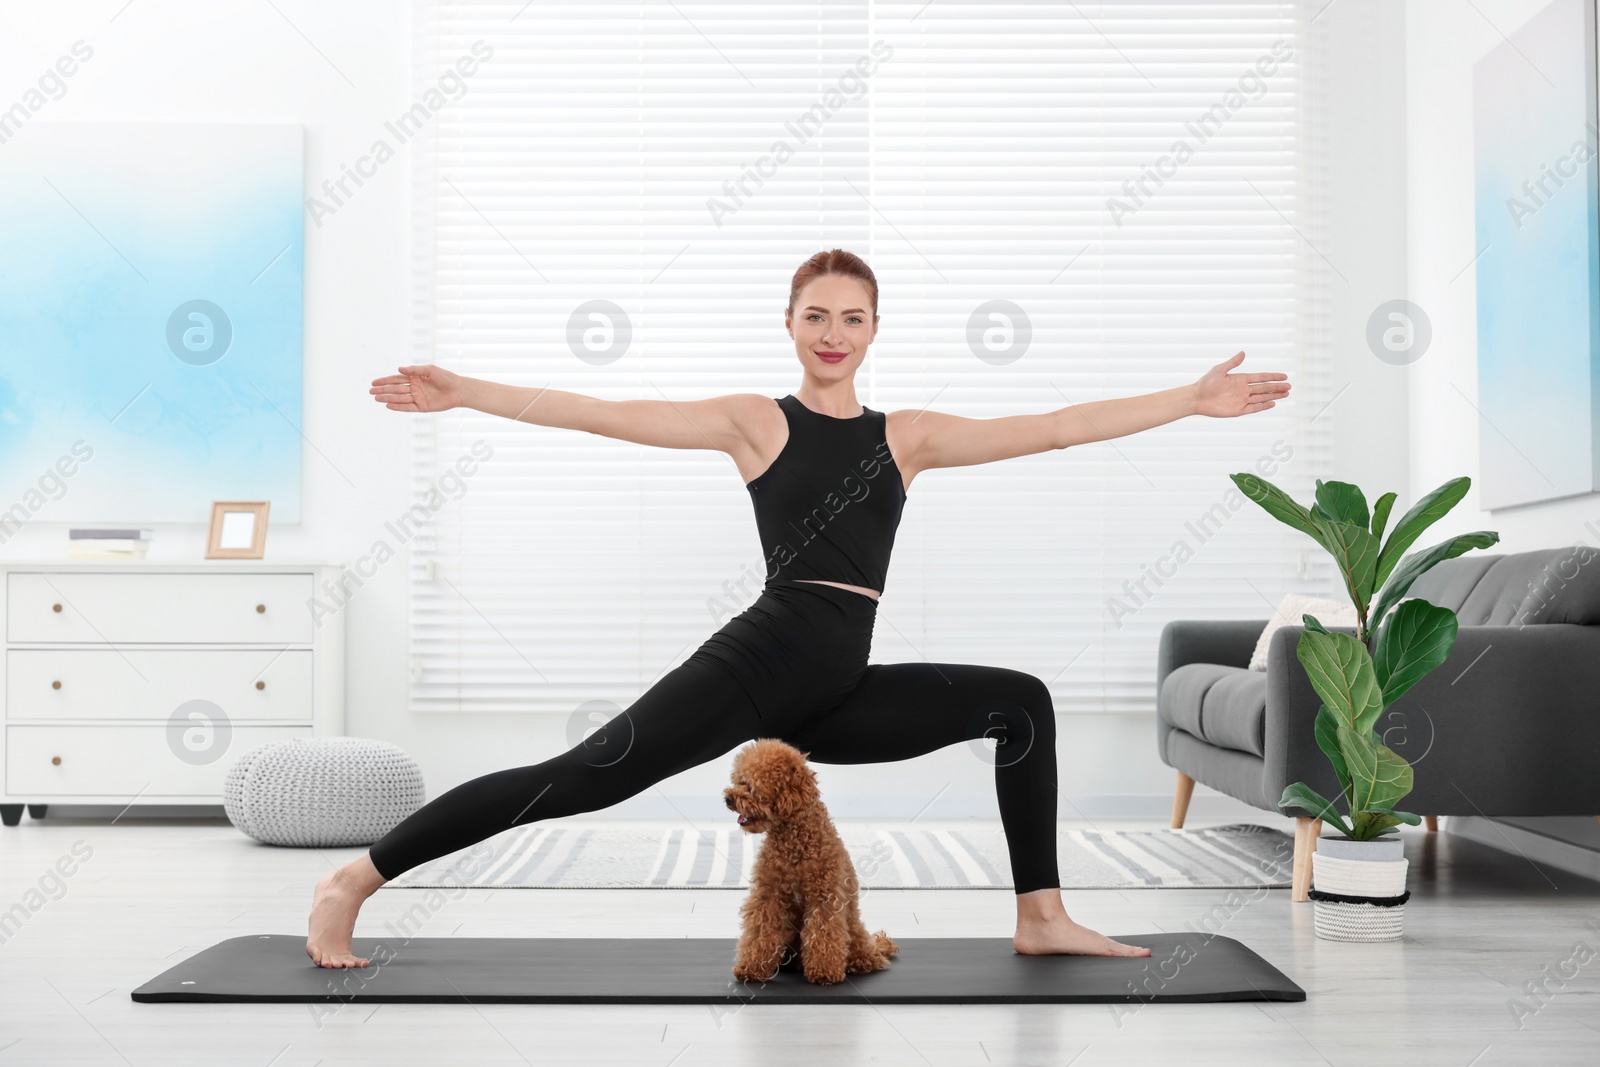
top-left (723, 738), bottom-right (899, 985)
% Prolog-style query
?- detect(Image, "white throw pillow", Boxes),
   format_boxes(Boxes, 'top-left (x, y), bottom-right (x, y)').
top-left (1248, 593), bottom-right (1359, 671)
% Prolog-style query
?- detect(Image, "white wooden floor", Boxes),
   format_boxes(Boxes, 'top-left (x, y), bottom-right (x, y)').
top-left (1, 813), bottom-right (1597, 1066)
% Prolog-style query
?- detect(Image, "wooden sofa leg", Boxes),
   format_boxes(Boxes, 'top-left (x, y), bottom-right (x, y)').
top-left (1425, 816), bottom-right (1439, 832)
top-left (1170, 771), bottom-right (1195, 829)
top-left (1292, 817), bottom-right (1322, 902)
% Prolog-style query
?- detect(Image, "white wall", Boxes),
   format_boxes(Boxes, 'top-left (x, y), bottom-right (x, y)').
top-left (1405, 0), bottom-right (1600, 855)
top-left (0, 2), bottom-right (1409, 827)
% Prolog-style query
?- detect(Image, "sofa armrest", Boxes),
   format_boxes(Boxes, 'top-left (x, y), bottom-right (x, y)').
top-left (1156, 618), bottom-right (1268, 696)
top-left (1264, 622), bottom-right (1600, 818)
top-left (1155, 619), bottom-right (1272, 778)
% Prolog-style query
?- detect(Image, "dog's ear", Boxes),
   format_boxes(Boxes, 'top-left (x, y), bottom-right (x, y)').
top-left (771, 758), bottom-right (820, 820)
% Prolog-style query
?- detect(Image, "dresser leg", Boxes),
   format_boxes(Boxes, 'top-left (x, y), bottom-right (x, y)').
top-left (27, 805), bottom-right (48, 820)
top-left (0, 805), bottom-right (21, 827)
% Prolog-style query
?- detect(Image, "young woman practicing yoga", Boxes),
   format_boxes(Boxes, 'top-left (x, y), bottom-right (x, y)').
top-left (306, 248), bottom-right (1290, 968)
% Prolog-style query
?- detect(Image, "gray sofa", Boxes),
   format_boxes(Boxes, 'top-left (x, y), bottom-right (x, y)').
top-left (1156, 546), bottom-right (1600, 900)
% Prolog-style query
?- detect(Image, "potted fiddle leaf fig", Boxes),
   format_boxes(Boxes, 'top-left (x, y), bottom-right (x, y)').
top-left (1229, 473), bottom-right (1498, 940)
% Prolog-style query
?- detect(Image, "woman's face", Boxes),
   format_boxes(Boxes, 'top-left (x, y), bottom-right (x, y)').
top-left (786, 275), bottom-right (878, 379)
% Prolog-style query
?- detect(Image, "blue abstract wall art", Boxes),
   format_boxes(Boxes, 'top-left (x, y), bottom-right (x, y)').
top-left (1473, 0), bottom-right (1600, 509)
top-left (0, 122), bottom-right (304, 525)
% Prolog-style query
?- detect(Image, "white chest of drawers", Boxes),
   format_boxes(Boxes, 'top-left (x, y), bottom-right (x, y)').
top-left (1, 562), bottom-right (346, 825)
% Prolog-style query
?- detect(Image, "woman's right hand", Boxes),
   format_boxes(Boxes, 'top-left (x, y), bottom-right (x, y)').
top-left (370, 364), bottom-right (466, 413)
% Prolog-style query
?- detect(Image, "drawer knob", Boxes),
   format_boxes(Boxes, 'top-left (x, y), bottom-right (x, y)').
top-left (51, 756), bottom-right (61, 766)
top-left (52, 603), bottom-right (63, 613)
top-left (256, 603), bottom-right (266, 613)
top-left (256, 680), bottom-right (266, 690)
top-left (51, 680), bottom-right (61, 690)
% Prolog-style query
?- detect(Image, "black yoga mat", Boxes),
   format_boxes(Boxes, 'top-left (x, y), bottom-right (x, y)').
top-left (133, 933), bottom-right (1304, 1004)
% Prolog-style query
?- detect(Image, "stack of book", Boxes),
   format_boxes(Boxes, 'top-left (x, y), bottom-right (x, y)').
top-left (67, 528), bottom-right (154, 559)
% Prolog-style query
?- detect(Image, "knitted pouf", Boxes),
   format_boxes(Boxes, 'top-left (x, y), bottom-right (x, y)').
top-left (224, 738), bottom-right (426, 847)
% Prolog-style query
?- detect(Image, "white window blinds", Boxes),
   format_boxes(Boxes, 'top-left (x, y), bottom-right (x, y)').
top-left (406, 1), bottom-right (1331, 716)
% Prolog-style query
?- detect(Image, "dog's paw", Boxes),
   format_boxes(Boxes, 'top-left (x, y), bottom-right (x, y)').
top-left (847, 951), bottom-right (893, 974)
top-left (803, 965), bottom-right (846, 986)
top-left (845, 957), bottom-right (876, 974)
top-left (732, 961), bottom-right (778, 984)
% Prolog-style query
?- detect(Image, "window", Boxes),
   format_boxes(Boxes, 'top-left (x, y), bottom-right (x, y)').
top-left (406, 1), bottom-right (1330, 716)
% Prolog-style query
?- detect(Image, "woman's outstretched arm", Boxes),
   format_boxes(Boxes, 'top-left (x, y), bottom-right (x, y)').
top-left (893, 350), bottom-right (1289, 476)
top-left (370, 363), bottom-right (766, 456)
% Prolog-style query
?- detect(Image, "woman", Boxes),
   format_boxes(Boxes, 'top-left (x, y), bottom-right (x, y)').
top-left (307, 248), bottom-right (1289, 969)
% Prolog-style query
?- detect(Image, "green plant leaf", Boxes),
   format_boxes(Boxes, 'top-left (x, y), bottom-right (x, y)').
top-left (1372, 597), bottom-right (1459, 706)
top-left (1230, 473), bottom-right (1329, 553)
top-left (1351, 810), bottom-right (1404, 839)
top-left (1336, 720), bottom-right (1377, 787)
top-left (1279, 782), bottom-right (1351, 835)
top-left (1314, 703), bottom-right (1351, 797)
top-left (1371, 491), bottom-right (1396, 543)
top-left (1368, 743), bottom-right (1414, 811)
top-left (1369, 531), bottom-right (1502, 630)
top-left (1296, 628), bottom-right (1386, 734)
top-left (1305, 511), bottom-right (1380, 616)
top-left (1367, 805), bottom-right (1423, 826)
top-left (1338, 724), bottom-right (1414, 814)
top-left (1313, 479), bottom-right (1370, 530)
top-left (1373, 477), bottom-right (1472, 592)
top-left (1302, 614), bottom-right (1330, 634)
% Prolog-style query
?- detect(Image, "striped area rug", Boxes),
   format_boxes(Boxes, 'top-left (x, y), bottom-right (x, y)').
top-left (381, 822), bottom-right (1294, 890)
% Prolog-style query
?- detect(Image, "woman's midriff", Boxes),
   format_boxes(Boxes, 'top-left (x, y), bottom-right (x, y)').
top-left (793, 578), bottom-right (880, 602)
top-left (688, 578), bottom-right (878, 725)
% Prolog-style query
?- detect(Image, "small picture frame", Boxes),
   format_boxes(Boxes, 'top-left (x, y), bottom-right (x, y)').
top-left (206, 501), bottom-right (270, 559)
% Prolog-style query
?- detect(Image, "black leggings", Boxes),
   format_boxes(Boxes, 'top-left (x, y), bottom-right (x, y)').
top-left (368, 579), bottom-right (1062, 894)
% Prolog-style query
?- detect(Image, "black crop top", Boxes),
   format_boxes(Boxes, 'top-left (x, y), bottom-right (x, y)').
top-left (745, 394), bottom-right (908, 592)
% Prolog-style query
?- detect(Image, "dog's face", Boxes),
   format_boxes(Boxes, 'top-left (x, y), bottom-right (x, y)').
top-left (723, 738), bottom-right (820, 834)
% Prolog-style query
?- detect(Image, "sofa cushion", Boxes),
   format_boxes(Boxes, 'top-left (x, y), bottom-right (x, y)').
top-left (1158, 662), bottom-right (1267, 758)
top-left (1247, 592), bottom-right (1358, 671)
top-left (1510, 545), bottom-right (1600, 625)
top-left (1400, 552), bottom-right (1496, 619)
top-left (1405, 546), bottom-right (1600, 626)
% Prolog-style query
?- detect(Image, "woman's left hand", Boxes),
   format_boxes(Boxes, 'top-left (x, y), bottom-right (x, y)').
top-left (1194, 351), bottom-right (1290, 417)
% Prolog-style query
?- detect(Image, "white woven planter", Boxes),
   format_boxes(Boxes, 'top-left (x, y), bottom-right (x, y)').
top-left (1310, 835), bottom-right (1408, 942)
top-left (224, 738), bottom-right (426, 847)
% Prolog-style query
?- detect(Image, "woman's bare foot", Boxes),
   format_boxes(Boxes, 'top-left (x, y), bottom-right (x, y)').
top-left (1013, 913), bottom-right (1151, 956)
top-left (1012, 887), bottom-right (1151, 957)
top-left (306, 854), bottom-right (387, 968)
